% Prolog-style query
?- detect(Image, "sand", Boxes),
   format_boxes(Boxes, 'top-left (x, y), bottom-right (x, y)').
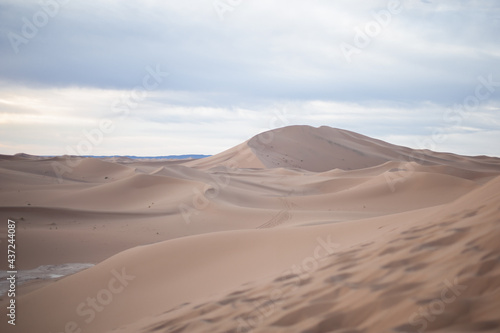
top-left (0, 125), bottom-right (499, 333)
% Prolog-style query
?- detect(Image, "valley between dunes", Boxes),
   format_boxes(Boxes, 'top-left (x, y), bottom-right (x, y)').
top-left (1, 125), bottom-right (500, 333)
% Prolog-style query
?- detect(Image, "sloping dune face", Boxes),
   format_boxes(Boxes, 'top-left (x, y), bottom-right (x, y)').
top-left (114, 177), bottom-right (500, 333)
top-left (1, 125), bottom-right (499, 333)
top-left (247, 125), bottom-right (500, 173)
top-left (248, 125), bottom-right (400, 171)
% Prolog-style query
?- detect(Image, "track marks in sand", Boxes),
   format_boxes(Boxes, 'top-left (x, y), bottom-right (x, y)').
top-left (257, 198), bottom-right (297, 229)
top-left (271, 302), bottom-right (335, 327)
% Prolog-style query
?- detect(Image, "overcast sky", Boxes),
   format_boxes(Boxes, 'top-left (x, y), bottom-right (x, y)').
top-left (0, 0), bottom-right (499, 156)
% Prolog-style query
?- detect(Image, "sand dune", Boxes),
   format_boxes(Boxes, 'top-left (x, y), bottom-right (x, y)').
top-left (110, 176), bottom-right (500, 333)
top-left (51, 173), bottom-right (207, 211)
top-left (186, 141), bottom-right (266, 170)
top-left (1, 125), bottom-right (499, 333)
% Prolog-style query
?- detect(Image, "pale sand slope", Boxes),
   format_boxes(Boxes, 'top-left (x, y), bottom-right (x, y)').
top-left (0, 125), bottom-right (499, 333)
top-left (116, 175), bottom-right (500, 333)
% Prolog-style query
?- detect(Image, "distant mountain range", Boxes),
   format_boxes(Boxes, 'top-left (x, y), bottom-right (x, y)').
top-left (81, 154), bottom-right (211, 160)
top-left (40, 154), bottom-right (212, 160)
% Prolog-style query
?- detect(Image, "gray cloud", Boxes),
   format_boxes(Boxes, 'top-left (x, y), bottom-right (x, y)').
top-left (0, 0), bottom-right (499, 156)
top-left (1, 1), bottom-right (499, 102)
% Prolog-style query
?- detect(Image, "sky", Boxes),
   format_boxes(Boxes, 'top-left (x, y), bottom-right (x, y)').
top-left (0, 0), bottom-right (499, 156)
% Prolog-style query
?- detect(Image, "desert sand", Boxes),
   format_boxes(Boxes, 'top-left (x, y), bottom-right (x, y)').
top-left (1, 125), bottom-right (499, 333)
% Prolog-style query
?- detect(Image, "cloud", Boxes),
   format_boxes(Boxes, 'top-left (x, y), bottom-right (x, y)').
top-left (0, 85), bottom-right (498, 156)
top-left (1, 1), bottom-right (499, 102)
top-left (0, 0), bottom-right (499, 156)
